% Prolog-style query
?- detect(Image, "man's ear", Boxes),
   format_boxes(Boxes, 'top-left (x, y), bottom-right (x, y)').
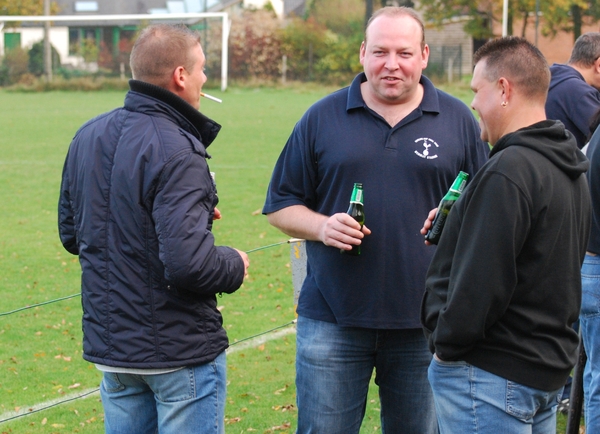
top-left (594, 57), bottom-right (600, 75)
top-left (498, 76), bottom-right (512, 102)
top-left (172, 66), bottom-right (186, 91)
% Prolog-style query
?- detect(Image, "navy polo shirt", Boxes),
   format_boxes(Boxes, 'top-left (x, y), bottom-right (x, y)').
top-left (263, 73), bottom-right (488, 329)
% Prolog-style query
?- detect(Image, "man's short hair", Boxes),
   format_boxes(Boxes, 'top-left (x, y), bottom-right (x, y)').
top-left (364, 6), bottom-right (425, 50)
top-left (474, 36), bottom-right (550, 101)
top-left (130, 24), bottom-right (201, 87)
top-left (569, 33), bottom-right (600, 68)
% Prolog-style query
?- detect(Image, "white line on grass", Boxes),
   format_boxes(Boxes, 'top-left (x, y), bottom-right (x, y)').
top-left (227, 324), bottom-right (296, 353)
top-left (0, 324), bottom-right (297, 423)
top-left (0, 389), bottom-right (101, 423)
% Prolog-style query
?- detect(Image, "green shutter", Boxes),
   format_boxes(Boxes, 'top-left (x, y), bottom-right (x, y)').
top-left (4, 33), bottom-right (21, 51)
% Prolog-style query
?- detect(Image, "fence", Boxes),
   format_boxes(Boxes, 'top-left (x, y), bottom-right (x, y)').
top-left (427, 44), bottom-right (463, 82)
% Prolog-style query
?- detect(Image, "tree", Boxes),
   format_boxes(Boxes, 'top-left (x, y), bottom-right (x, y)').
top-left (0, 0), bottom-right (60, 17)
top-left (28, 40), bottom-right (60, 75)
top-left (542, 0), bottom-right (598, 41)
top-left (418, 0), bottom-right (495, 39)
top-left (280, 16), bottom-right (328, 81)
top-left (0, 46), bottom-right (28, 85)
top-left (228, 9), bottom-right (283, 81)
top-left (418, 0), bottom-right (598, 43)
top-left (308, 0), bottom-right (364, 35)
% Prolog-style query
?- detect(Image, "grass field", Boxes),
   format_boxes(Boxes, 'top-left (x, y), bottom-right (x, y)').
top-left (0, 80), bottom-right (573, 434)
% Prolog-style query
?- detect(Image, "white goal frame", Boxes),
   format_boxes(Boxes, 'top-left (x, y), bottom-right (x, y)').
top-left (0, 13), bottom-right (230, 90)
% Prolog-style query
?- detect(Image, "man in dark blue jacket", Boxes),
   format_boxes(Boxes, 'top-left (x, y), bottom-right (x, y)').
top-left (546, 32), bottom-right (600, 149)
top-left (58, 24), bottom-right (249, 434)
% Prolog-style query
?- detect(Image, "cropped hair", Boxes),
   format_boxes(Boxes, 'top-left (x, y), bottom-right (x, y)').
top-left (130, 24), bottom-right (201, 87)
top-left (569, 33), bottom-right (600, 67)
top-left (365, 6), bottom-right (425, 50)
top-left (473, 36), bottom-right (550, 101)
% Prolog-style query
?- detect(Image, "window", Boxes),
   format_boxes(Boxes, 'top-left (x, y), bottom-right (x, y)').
top-left (75, 2), bottom-right (99, 12)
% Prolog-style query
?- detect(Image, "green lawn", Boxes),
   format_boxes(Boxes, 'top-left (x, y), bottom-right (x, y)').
top-left (0, 86), bottom-right (327, 434)
top-left (0, 81), bottom-right (575, 433)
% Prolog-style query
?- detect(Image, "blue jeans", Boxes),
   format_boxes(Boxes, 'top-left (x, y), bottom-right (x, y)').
top-left (581, 253), bottom-right (600, 433)
top-left (428, 357), bottom-right (561, 434)
top-left (100, 351), bottom-right (226, 434)
top-left (295, 315), bottom-right (437, 434)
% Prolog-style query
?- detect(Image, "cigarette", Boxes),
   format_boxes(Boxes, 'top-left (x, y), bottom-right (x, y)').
top-left (201, 92), bottom-right (222, 103)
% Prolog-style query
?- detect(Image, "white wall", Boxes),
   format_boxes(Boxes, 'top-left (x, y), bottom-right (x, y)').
top-left (0, 26), bottom-right (81, 66)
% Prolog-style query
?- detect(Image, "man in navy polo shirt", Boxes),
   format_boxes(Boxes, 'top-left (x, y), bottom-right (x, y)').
top-left (263, 6), bottom-right (488, 434)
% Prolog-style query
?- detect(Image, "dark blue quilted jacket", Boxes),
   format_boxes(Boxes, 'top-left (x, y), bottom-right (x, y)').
top-left (58, 80), bottom-right (245, 368)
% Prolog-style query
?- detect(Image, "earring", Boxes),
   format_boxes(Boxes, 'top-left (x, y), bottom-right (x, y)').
top-left (501, 101), bottom-right (508, 107)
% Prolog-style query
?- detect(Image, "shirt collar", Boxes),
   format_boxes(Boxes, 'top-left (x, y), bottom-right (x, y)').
top-left (346, 72), bottom-right (441, 115)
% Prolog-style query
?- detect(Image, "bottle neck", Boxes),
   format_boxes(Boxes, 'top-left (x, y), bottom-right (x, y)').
top-left (351, 189), bottom-right (364, 204)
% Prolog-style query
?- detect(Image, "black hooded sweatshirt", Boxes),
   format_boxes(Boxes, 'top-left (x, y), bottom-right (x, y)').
top-left (421, 120), bottom-right (591, 391)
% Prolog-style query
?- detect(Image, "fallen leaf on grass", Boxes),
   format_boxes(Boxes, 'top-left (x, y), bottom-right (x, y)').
top-left (274, 385), bottom-right (288, 395)
top-left (272, 404), bottom-right (296, 413)
top-left (225, 417), bottom-right (242, 425)
top-left (268, 422), bottom-right (291, 431)
top-left (54, 355), bottom-right (71, 362)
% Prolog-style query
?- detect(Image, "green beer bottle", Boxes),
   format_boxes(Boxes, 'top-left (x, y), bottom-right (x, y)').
top-left (424, 171), bottom-right (469, 245)
top-left (342, 183), bottom-right (365, 256)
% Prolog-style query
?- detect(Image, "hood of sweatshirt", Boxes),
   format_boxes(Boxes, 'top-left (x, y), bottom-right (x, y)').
top-left (548, 63), bottom-right (584, 92)
top-left (491, 119), bottom-right (589, 180)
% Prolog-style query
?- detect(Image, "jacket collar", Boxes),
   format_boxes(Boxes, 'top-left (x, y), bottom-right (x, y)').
top-left (127, 79), bottom-right (221, 147)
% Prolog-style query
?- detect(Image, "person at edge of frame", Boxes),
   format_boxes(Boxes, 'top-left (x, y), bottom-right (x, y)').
top-left (58, 23), bottom-right (250, 434)
top-left (580, 107), bottom-right (600, 434)
top-left (421, 36), bottom-right (591, 434)
top-left (546, 32), bottom-right (600, 150)
top-left (262, 6), bottom-right (489, 434)
top-left (546, 32), bottom-right (600, 415)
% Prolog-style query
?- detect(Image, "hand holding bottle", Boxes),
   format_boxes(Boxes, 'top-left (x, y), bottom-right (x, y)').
top-left (420, 207), bottom-right (438, 246)
top-left (424, 172), bottom-right (468, 245)
top-left (342, 183), bottom-right (366, 255)
top-left (319, 213), bottom-right (371, 251)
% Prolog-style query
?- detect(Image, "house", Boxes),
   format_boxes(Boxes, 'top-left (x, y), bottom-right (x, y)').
top-left (0, 0), bottom-right (307, 70)
top-left (1, 0), bottom-right (167, 67)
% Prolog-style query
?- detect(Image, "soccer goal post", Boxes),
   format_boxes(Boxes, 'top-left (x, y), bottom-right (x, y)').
top-left (0, 12), bottom-right (230, 91)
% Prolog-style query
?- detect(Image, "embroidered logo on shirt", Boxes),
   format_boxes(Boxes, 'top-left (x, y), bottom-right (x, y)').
top-left (414, 137), bottom-right (439, 159)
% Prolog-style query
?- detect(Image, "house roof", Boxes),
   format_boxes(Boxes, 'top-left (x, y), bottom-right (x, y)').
top-left (49, 0), bottom-right (306, 25)
top-left (284, 0), bottom-right (305, 17)
top-left (55, 0), bottom-right (169, 15)
top-left (49, 0), bottom-right (206, 27)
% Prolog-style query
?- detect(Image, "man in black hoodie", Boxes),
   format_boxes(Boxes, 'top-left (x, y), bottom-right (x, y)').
top-left (421, 37), bottom-right (591, 433)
